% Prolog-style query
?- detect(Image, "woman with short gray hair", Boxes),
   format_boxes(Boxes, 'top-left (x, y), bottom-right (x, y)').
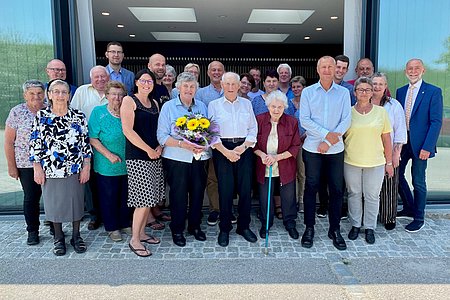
top-left (163, 64), bottom-right (177, 98)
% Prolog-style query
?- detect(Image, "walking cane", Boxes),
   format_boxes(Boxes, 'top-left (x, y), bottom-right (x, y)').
top-left (264, 165), bottom-right (273, 255)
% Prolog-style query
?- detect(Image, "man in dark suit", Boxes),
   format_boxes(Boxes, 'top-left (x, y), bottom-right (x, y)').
top-left (396, 58), bottom-right (443, 232)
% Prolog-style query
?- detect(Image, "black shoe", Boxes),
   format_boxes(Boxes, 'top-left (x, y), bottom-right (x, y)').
top-left (188, 229), bottom-right (206, 241)
top-left (53, 238), bottom-right (66, 256)
top-left (301, 227), bottom-right (314, 248)
top-left (87, 220), bottom-right (101, 230)
top-left (27, 231), bottom-right (39, 245)
top-left (396, 210), bottom-right (414, 220)
top-left (348, 226), bottom-right (360, 240)
top-left (405, 220), bottom-right (425, 233)
top-left (341, 212), bottom-right (349, 220)
top-left (236, 228), bottom-right (257, 243)
top-left (43, 220), bottom-right (51, 226)
top-left (317, 207), bottom-right (327, 218)
top-left (218, 231), bottom-right (229, 247)
top-left (384, 222), bottom-right (396, 230)
top-left (259, 227), bottom-right (266, 239)
top-left (287, 227), bottom-right (299, 240)
top-left (172, 233), bottom-right (186, 247)
top-left (365, 229), bottom-right (375, 244)
top-left (328, 229), bottom-right (347, 250)
top-left (70, 236), bottom-right (87, 253)
top-left (231, 214), bottom-right (237, 224)
top-left (49, 223), bottom-right (55, 236)
top-left (207, 211), bottom-right (219, 226)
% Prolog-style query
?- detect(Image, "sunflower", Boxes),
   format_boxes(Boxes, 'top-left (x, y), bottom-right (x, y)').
top-left (198, 118), bottom-right (210, 129)
top-left (187, 119), bottom-right (199, 131)
top-left (175, 116), bottom-right (187, 127)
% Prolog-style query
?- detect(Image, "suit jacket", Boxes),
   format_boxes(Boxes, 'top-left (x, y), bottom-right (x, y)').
top-left (396, 81), bottom-right (443, 158)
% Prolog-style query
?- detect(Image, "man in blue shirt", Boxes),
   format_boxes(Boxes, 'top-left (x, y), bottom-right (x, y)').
top-left (105, 42), bottom-right (134, 96)
top-left (300, 56), bottom-right (351, 251)
top-left (277, 63), bottom-right (295, 99)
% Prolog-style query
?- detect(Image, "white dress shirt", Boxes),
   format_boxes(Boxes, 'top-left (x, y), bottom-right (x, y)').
top-left (71, 84), bottom-right (108, 121)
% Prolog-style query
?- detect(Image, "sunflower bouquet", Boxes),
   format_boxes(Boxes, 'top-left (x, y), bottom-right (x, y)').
top-left (173, 113), bottom-right (220, 159)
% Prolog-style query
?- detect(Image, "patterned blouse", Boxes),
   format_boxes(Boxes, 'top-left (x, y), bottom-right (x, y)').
top-left (5, 103), bottom-right (40, 168)
top-left (29, 107), bottom-right (92, 178)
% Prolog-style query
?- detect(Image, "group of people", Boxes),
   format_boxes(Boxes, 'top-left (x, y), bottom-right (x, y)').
top-left (4, 40), bottom-right (443, 257)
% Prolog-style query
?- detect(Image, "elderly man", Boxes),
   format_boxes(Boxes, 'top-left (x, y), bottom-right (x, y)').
top-left (208, 72), bottom-right (258, 247)
top-left (105, 41), bottom-right (134, 95)
top-left (396, 58), bottom-right (443, 232)
top-left (247, 67), bottom-right (264, 99)
top-left (196, 61), bottom-right (226, 226)
top-left (147, 53), bottom-right (170, 106)
top-left (45, 59), bottom-right (77, 96)
top-left (71, 65), bottom-right (109, 230)
top-left (300, 56), bottom-right (351, 251)
top-left (347, 58), bottom-right (374, 85)
top-left (277, 63), bottom-right (294, 99)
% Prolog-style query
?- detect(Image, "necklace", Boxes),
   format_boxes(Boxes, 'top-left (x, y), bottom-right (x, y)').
top-left (107, 105), bottom-right (120, 118)
top-left (356, 103), bottom-right (372, 115)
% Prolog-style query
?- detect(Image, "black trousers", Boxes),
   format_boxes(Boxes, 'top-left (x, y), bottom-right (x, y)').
top-left (259, 177), bottom-right (296, 230)
top-left (164, 158), bottom-right (207, 234)
top-left (213, 141), bottom-right (253, 233)
top-left (18, 168), bottom-right (42, 233)
top-left (303, 150), bottom-right (344, 232)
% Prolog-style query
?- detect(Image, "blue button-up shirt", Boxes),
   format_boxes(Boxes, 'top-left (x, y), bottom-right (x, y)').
top-left (300, 81), bottom-right (351, 154)
top-left (106, 64), bottom-right (134, 96)
top-left (157, 97), bottom-right (210, 163)
top-left (337, 80), bottom-right (356, 106)
top-left (196, 83), bottom-right (224, 107)
top-left (252, 94), bottom-right (296, 117)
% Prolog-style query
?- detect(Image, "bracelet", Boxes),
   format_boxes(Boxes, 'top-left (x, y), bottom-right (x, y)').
top-left (386, 162), bottom-right (393, 166)
top-left (178, 140), bottom-right (182, 148)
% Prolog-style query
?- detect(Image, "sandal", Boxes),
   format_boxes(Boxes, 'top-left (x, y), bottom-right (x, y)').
top-left (146, 220), bottom-right (165, 230)
top-left (53, 238), bottom-right (66, 256)
top-left (275, 206), bottom-right (283, 220)
top-left (140, 235), bottom-right (161, 244)
top-left (129, 243), bottom-right (152, 257)
top-left (155, 212), bottom-right (172, 222)
top-left (70, 236), bottom-right (87, 253)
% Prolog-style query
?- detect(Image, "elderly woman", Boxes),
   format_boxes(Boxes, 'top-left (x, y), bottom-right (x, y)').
top-left (4, 80), bottom-right (46, 245)
top-left (30, 79), bottom-right (92, 256)
top-left (121, 69), bottom-right (165, 257)
top-left (89, 81), bottom-right (131, 242)
top-left (157, 72), bottom-right (209, 247)
top-left (172, 63), bottom-right (200, 99)
top-left (163, 64), bottom-right (177, 99)
top-left (254, 90), bottom-right (301, 239)
top-left (344, 77), bottom-right (393, 244)
top-left (239, 73), bottom-right (256, 99)
top-left (371, 72), bottom-right (407, 230)
top-left (289, 76), bottom-right (306, 116)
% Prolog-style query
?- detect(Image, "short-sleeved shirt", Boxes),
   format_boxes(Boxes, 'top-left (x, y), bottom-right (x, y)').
top-left (344, 105), bottom-right (392, 168)
top-left (89, 104), bottom-right (127, 176)
top-left (5, 103), bottom-right (39, 168)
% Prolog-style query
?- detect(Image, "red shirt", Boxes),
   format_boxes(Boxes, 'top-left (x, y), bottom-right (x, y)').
top-left (254, 112), bottom-right (301, 185)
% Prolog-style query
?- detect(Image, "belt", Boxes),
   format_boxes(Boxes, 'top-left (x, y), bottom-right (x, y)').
top-left (221, 137), bottom-right (245, 143)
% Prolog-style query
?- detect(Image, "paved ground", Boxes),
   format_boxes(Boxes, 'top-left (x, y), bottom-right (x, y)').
top-left (1, 207), bottom-right (449, 299)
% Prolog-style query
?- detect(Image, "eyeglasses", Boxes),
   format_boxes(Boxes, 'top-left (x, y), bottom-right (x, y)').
top-left (107, 50), bottom-right (123, 55)
top-left (138, 79), bottom-right (154, 85)
top-left (50, 90), bottom-right (69, 96)
top-left (47, 68), bottom-right (66, 72)
top-left (240, 81), bottom-right (252, 86)
top-left (355, 88), bottom-right (373, 93)
top-left (107, 92), bottom-right (125, 98)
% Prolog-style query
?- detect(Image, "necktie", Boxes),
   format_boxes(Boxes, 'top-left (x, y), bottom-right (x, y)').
top-left (405, 85), bottom-right (415, 130)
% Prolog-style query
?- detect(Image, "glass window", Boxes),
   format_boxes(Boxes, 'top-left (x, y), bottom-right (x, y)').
top-left (378, 0), bottom-right (450, 195)
top-left (0, 0), bottom-right (54, 212)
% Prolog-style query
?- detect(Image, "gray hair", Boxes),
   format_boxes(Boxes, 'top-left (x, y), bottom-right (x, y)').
top-left (22, 80), bottom-right (45, 93)
top-left (184, 63), bottom-right (200, 72)
top-left (221, 72), bottom-right (240, 82)
top-left (265, 90), bottom-right (288, 109)
top-left (48, 79), bottom-right (70, 92)
top-left (371, 72), bottom-right (388, 84)
top-left (175, 72), bottom-right (199, 89)
top-left (354, 76), bottom-right (373, 91)
top-left (277, 63), bottom-right (292, 76)
top-left (89, 65), bottom-right (108, 78)
top-left (290, 75), bottom-right (306, 86)
top-left (165, 64), bottom-right (177, 77)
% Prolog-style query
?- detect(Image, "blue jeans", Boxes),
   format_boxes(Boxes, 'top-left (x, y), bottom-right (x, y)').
top-left (398, 141), bottom-right (428, 222)
top-left (303, 150), bottom-right (344, 231)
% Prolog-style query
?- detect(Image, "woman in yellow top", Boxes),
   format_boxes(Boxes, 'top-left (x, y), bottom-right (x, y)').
top-left (344, 77), bottom-right (393, 245)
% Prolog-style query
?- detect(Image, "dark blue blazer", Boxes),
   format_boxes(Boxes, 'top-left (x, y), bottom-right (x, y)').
top-left (396, 81), bottom-right (443, 158)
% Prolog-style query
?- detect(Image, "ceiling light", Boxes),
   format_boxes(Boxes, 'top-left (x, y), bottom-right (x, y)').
top-left (316, 27), bottom-right (323, 31)
top-left (304, 36), bottom-right (311, 40)
top-left (248, 9), bottom-right (314, 24)
top-left (117, 24), bottom-right (124, 28)
top-left (330, 16), bottom-right (339, 20)
top-left (101, 12), bottom-right (110, 16)
top-left (129, 7), bottom-right (197, 22)
top-left (129, 34), bottom-right (136, 38)
top-left (151, 32), bottom-right (201, 42)
top-left (241, 33), bottom-right (289, 43)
